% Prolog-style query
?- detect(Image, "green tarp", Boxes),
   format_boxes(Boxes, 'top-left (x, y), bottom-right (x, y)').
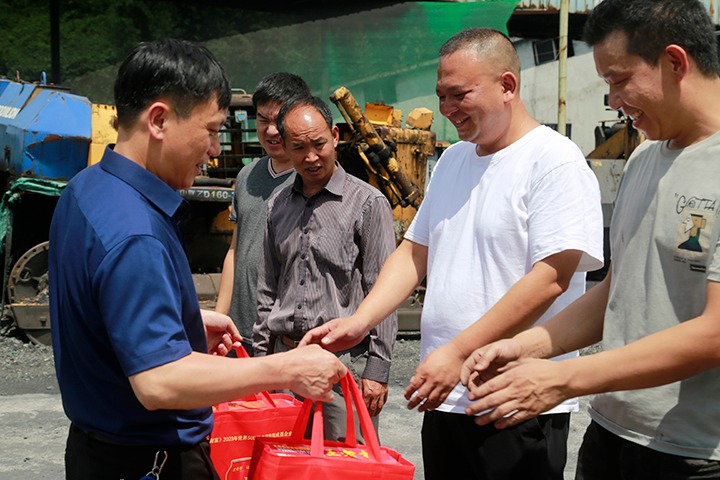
top-left (207, 1), bottom-right (518, 143)
top-left (0, 177), bottom-right (67, 254)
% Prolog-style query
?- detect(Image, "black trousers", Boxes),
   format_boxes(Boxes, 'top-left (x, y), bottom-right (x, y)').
top-left (65, 423), bottom-right (220, 480)
top-left (422, 410), bottom-right (570, 480)
top-left (576, 420), bottom-right (720, 480)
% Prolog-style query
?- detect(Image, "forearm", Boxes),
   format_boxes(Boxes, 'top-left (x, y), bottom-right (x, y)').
top-left (559, 315), bottom-right (720, 399)
top-left (564, 284), bottom-right (720, 397)
top-left (215, 234), bottom-right (236, 315)
top-left (354, 239), bottom-right (427, 329)
top-left (130, 351), bottom-right (298, 410)
top-left (452, 252), bottom-right (582, 357)
top-left (518, 270), bottom-right (610, 359)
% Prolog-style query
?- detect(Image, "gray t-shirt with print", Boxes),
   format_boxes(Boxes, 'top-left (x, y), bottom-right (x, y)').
top-left (590, 132), bottom-right (720, 460)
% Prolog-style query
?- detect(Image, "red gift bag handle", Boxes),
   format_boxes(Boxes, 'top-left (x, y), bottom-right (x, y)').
top-left (290, 373), bottom-right (383, 460)
top-left (233, 344), bottom-right (253, 359)
top-left (216, 346), bottom-right (278, 411)
top-left (310, 402), bottom-right (325, 458)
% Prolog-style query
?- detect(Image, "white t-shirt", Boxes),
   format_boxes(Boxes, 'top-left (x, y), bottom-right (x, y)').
top-left (405, 125), bottom-right (604, 414)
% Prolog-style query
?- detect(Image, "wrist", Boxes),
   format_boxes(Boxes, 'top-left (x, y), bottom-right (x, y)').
top-left (350, 312), bottom-right (375, 335)
top-left (514, 327), bottom-right (551, 359)
top-left (447, 339), bottom-right (472, 360)
top-left (561, 355), bottom-right (596, 399)
top-left (271, 352), bottom-right (298, 391)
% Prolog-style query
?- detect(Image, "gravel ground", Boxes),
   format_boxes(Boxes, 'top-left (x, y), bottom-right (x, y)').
top-left (0, 333), bottom-right (58, 396)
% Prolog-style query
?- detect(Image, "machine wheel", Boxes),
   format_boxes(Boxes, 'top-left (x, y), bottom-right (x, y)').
top-left (7, 241), bottom-right (50, 345)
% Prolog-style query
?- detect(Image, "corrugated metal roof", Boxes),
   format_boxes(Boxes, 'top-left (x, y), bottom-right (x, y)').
top-left (513, 0), bottom-right (600, 14)
top-left (513, 0), bottom-right (718, 21)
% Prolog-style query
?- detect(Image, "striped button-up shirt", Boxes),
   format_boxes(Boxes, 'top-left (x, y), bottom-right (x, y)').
top-left (254, 163), bottom-right (397, 383)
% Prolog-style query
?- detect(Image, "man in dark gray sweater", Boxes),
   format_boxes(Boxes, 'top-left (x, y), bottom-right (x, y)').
top-left (215, 72), bottom-right (310, 355)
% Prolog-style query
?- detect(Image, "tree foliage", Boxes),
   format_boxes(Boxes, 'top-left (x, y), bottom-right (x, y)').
top-left (0, 0), bottom-right (291, 84)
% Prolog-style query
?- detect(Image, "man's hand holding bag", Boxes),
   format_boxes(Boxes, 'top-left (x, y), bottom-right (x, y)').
top-left (248, 373), bottom-right (415, 480)
top-left (209, 346), bottom-right (304, 480)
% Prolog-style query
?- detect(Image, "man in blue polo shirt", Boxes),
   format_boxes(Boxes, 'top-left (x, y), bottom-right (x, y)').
top-left (49, 39), bottom-right (346, 480)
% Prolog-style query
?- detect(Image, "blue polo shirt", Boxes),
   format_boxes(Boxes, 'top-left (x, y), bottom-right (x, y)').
top-left (49, 146), bottom-right (211, 445)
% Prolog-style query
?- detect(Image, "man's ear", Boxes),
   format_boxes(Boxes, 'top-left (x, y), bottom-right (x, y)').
top-left (500, 71), bottom-right (518, 102)
top-left (664, 44), bottom-right (690, 79)
top-left (146, 101), bottom-right (171, 140)
top-left (331, 125), bottom-right (340, 148)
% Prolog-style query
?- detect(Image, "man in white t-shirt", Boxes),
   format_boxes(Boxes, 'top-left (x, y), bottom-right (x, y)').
top-left (301, 28), bottom-right (603, 479)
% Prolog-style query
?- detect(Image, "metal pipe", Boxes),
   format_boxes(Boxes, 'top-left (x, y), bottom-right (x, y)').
top-left (50, 0), bottom-right (60, 84)
top-left (330, 86), bottom-right (423, 208)
top-left (557, 0), bottom-right (569, 136)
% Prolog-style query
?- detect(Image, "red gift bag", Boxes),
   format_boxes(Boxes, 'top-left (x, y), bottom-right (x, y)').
top-left (209, 347), bottom-right (303, 480)
top-left (248, 373), bottom-right (415, 480)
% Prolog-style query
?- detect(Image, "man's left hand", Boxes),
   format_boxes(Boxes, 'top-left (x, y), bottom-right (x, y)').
top-left (200, 309), bottom-right (242, 356)
top-left (404, 343), bottom-right (466, 412)
top-left (361, 378), bottom-right (389, 417)
top-left (466, 358), bottom-right (569, 429)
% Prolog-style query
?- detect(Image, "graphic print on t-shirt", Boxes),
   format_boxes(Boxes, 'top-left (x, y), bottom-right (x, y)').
top-left (673, 194), bottom-right (718, 271)
top-left (677, 213), bottom-right (706, 252)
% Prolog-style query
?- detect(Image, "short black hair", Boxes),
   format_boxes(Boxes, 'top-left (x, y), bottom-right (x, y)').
top-left (583, 0), bottom-right (719, 77)
top-left (251, 72), bottom-right (311, 109)
top-left (439, 28), bottom-right (521, 82)
top-left (276, 96), bottom-right (333, 140)
top-left (114, 39), bottom-right (232, 128)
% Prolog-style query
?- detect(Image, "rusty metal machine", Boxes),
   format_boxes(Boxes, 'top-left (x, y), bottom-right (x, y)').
top-left (0, 81), bottom-right (255, 344)
top-left (0, 78), bottom-right (118, 344)
top-left (329, 86), bottom-right (436, 242)
top-left (586, 106), bottom-right (644, 279)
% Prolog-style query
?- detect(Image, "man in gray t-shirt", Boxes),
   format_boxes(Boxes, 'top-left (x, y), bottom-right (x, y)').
top-left (215, 72), bottom-right (310, 354)
top-left (454, 1), bottom-right (720, 478)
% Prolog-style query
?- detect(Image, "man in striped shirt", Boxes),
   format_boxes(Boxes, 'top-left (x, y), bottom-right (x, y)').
top-left (253, 95), bottom-right (397, 440)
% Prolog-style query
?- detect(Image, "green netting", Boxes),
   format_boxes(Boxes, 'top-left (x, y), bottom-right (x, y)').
top-left (206, 1), bottom-right (519, 144)
top-left (0, 177), bottom-right (67, 255)
top-left (71, 1), bottom-right (518, 144)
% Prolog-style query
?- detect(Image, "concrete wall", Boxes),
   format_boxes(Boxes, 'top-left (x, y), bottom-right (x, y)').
top-left (517, 41), bottom-right (614, 155)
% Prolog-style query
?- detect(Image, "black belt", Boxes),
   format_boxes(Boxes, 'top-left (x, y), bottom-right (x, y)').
top-left (278, 333), bottom-right (370, 352)
top-left (70, 423), bottom-right (137, 446)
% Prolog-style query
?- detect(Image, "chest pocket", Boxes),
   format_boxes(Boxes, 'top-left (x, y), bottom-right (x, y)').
top-left (312, 228), bottom-right (357, 274)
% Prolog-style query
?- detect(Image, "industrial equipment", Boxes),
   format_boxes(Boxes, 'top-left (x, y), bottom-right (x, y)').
top-left (329, 86), bottom-right (436, 241)
top-left (586, 105), bottom-right (644, 279)
top-left (0, 79), bottom-right (435, 344)
top-left (0, 78), bottom-right (117, 344)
